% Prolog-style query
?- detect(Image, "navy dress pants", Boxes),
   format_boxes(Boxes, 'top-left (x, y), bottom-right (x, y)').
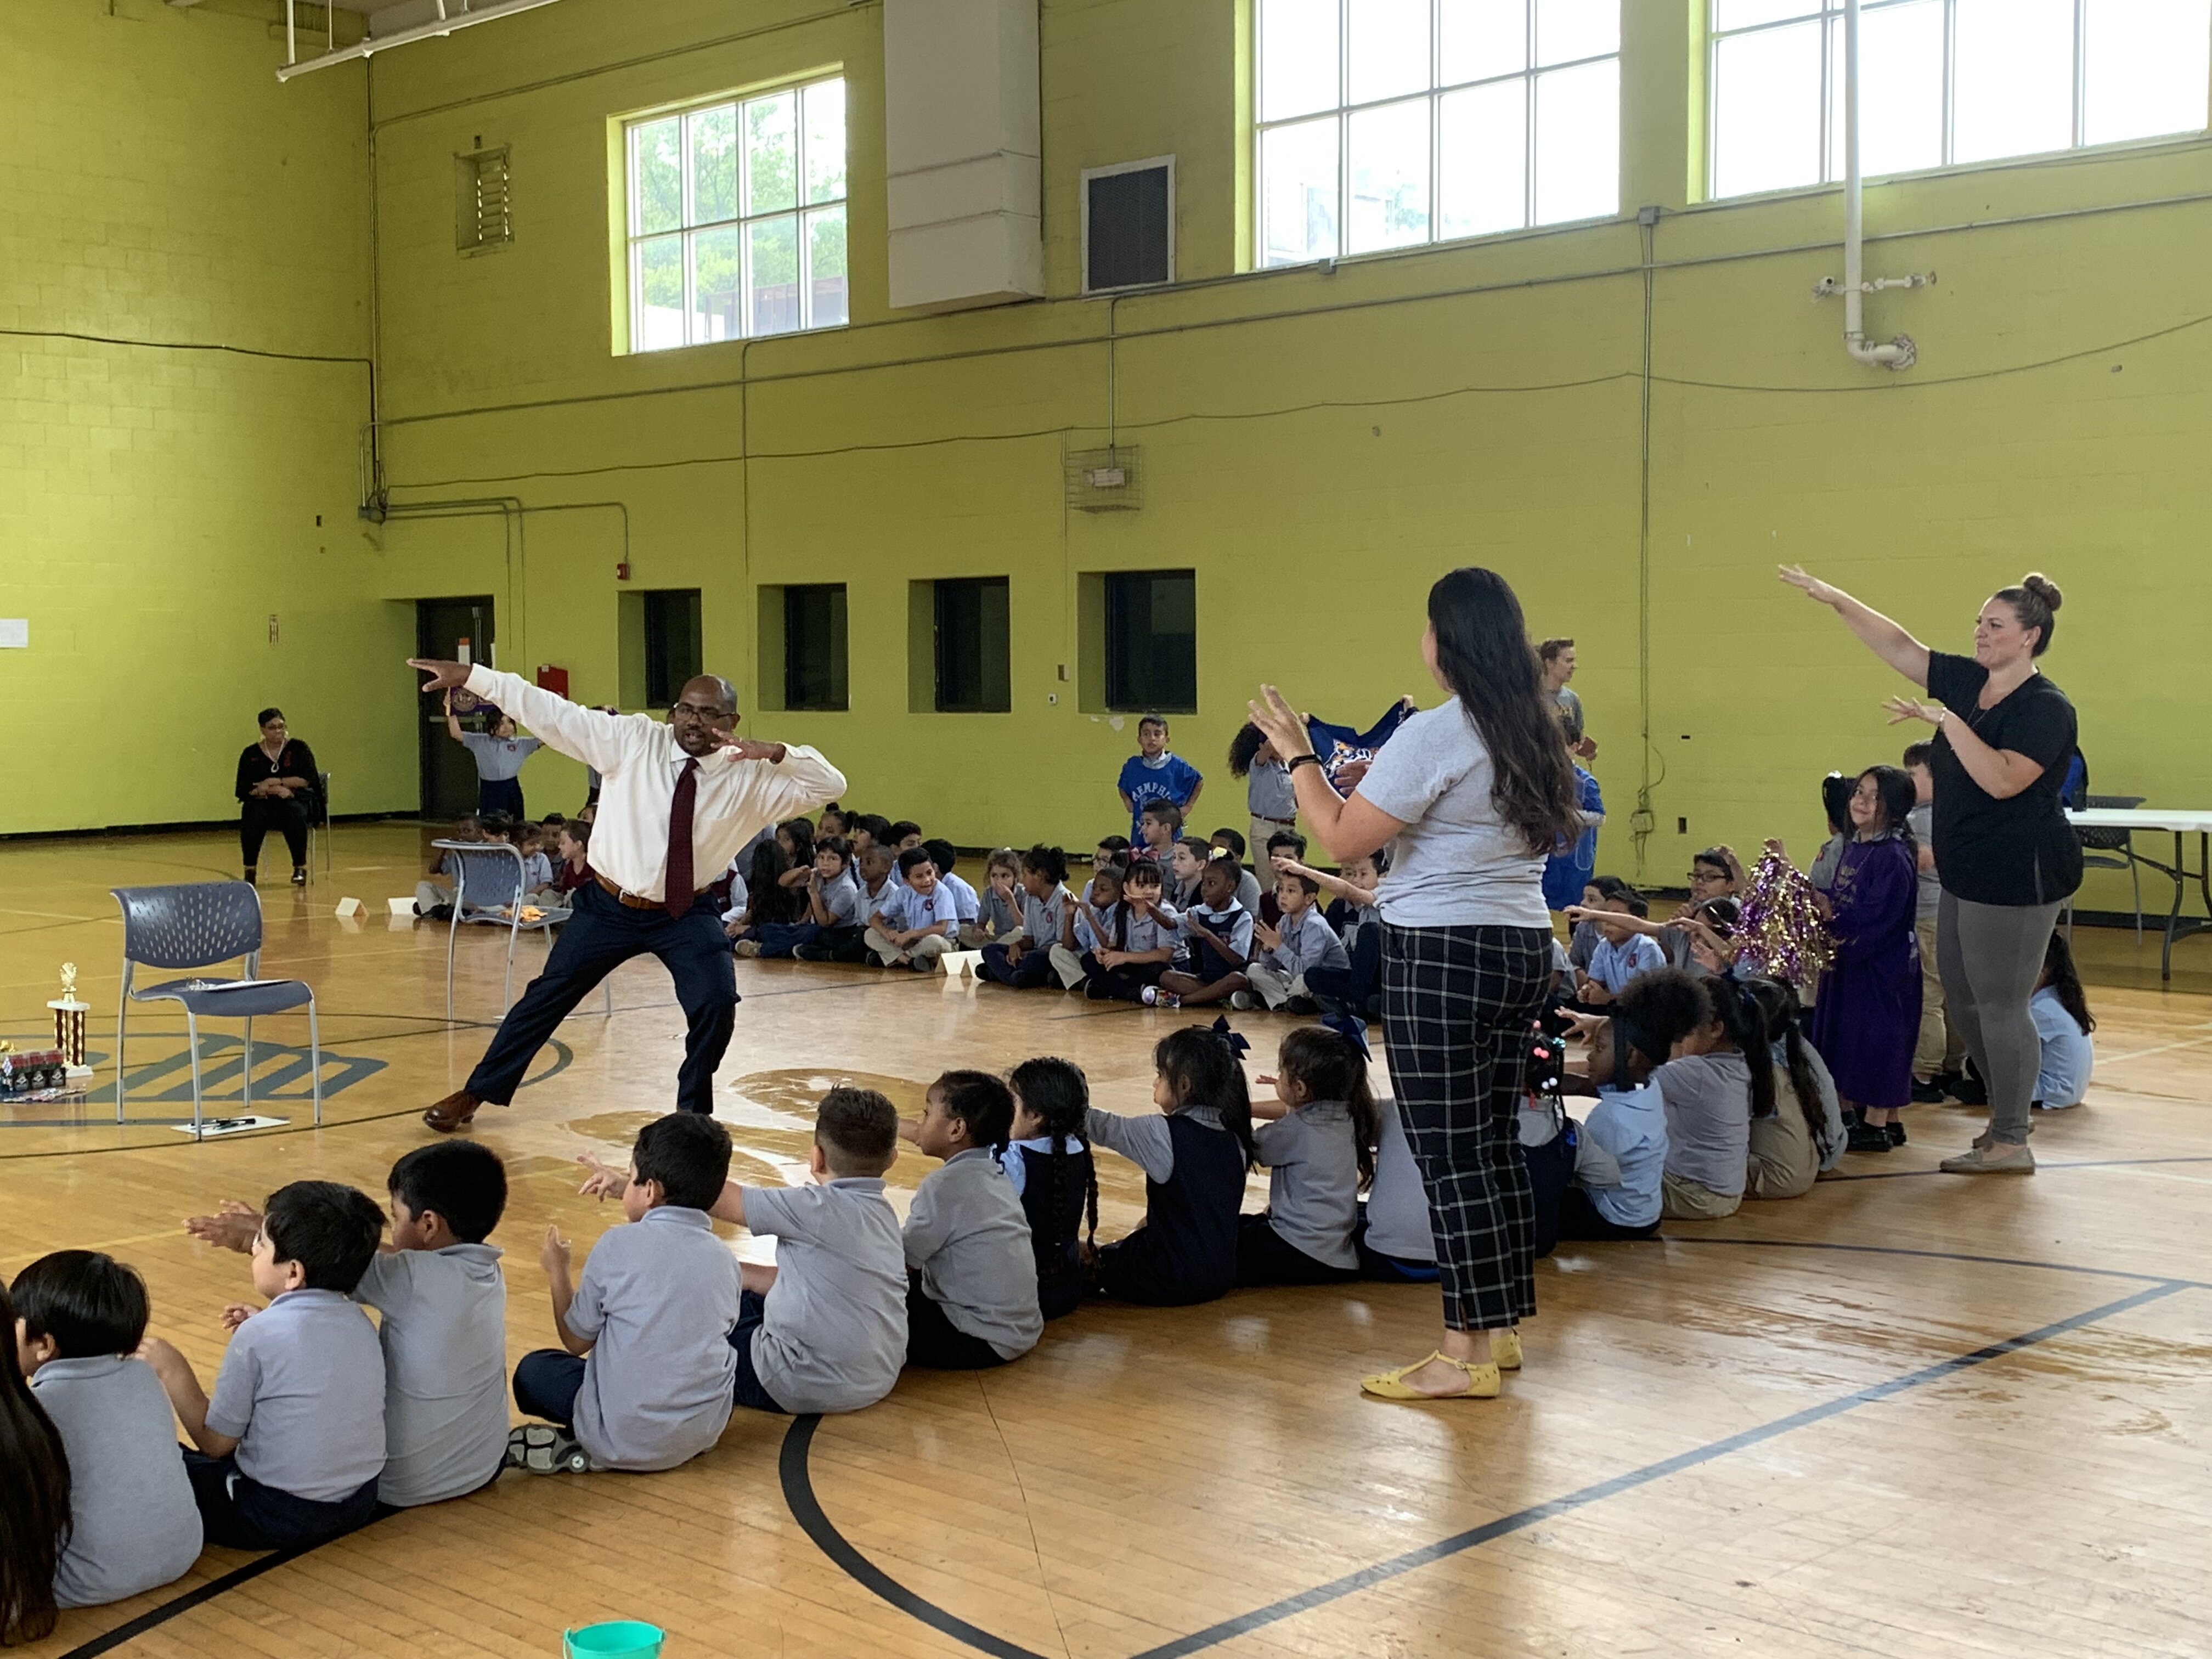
top-left (466, 881), bottom-right (737, 1114)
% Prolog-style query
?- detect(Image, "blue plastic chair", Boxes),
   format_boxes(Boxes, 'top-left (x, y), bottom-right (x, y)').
top-left (111, 882), bottom-right (322, 1139)
top-left (435, 840), bottom-right (596, 1021)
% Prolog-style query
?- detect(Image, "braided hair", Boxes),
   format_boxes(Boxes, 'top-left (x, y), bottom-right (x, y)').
top-left (1007, 1057), bottom-right (1097, 1255)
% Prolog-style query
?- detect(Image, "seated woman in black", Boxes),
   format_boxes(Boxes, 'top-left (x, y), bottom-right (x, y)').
top-left (235, 707), bottom-right (320, 887)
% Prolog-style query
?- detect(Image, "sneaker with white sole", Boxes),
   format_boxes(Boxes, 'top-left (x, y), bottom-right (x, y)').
top-left (731, 939), bottom-right (762, 959)
top-left (1142, 985), bottom-right (1181, 1009)
top-left (1940, 1141), bottom-right (2035, 1175)
top-left (1228, 991), bottom-right (1258, 1011)
top-left (505, 1423), bottom-right (592, 1474)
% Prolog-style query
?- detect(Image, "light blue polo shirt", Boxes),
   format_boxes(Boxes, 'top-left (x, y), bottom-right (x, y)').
top-left (204, 1288), bottom-right (386, 1502)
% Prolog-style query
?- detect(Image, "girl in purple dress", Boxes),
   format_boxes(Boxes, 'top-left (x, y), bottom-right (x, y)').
top-left (1811, 766), bottom-right (1925, 1153)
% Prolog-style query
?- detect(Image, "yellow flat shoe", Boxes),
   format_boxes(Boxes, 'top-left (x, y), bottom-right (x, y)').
top-left (1360, 1352), bottom-right (1501, 1401)
top-left (1489, 1329), bottom-right (1522, 1370)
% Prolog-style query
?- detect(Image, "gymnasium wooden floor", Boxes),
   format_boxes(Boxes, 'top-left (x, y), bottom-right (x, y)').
top-left (5, 823), bottom-right (2209, 1659)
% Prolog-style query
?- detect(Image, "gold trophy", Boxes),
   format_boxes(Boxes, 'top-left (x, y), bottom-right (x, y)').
top-left (49, 963), bottom-right (93, 1083)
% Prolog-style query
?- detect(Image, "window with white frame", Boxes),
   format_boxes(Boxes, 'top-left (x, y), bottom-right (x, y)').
top-left (1255, 0), bottom-right (1621, 268)
top-left (624, 77), bottom-right (848, 353)
top-left (1709, 0), bottom-right (2212, 200)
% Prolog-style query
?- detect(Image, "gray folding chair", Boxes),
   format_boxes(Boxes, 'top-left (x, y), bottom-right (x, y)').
top-left (111, 882), bottom-right (323, 1139)
top-left (434, 840), bottom-right (606, 1021)
top-left (2067, 792), bottom-right (2147, 943)
top-left (308, 770), bottom-right (334, 877)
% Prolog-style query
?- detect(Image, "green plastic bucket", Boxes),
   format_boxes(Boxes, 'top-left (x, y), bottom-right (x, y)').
top-left (563, 1621), bottom-right (664, 1658)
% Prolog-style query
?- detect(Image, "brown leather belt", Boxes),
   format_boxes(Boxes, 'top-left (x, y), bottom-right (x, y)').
top-left (596, 871), bottom-right (710, 910)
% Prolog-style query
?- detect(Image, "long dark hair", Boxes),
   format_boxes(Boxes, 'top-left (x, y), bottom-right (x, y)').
top-left (1276, 1026), bottom-right (1379, 1190)
top-left (1821, 770), bottom-right (1852, 836)
top-left (777, 817), bottom-right (816, 871)
top-left (1008, 1057), bottom-right (1098, 1254)
top-left (2040, 932), bottom-right (2095, 1035)
top-left (1425, 568), bottom-right (1582, 854)
top-left (1153, 1026), bottom-right (1255, 1167)
top-left (1701, 975), bottom-right (1777, 1122)
top-left (744, 839), bottom-right (803, 926)
top-left (1741, 977), bottom-right (1823, 1139)
top-left (0, 1279), bottom-right (69, 1646)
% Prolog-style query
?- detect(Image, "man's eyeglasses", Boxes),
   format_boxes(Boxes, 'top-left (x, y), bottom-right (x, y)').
top-left (669, 702), bottom-right (729, 721)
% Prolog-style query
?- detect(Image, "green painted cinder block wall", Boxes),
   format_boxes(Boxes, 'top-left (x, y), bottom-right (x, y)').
top-left (14, 0), bottom-right (2210, 921)
top-left (0, 0), bottom-right (413, 836)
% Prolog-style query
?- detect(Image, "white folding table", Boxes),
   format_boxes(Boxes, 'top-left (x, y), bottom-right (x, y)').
top-left (2065, 808), bottom-right (2212, 980)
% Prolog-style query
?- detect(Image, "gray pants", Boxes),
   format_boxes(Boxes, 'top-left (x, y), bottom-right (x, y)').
top-left (1936, 891), bottom-right (2061, 1147)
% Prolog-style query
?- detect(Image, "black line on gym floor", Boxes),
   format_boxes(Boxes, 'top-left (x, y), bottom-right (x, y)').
top-left (781, 1415), bottom-right (1057, 1659)
top-left (778, 1262), bottom-right (2194, 1659)
top-left (52, 1511), bottom-right (394, 1659)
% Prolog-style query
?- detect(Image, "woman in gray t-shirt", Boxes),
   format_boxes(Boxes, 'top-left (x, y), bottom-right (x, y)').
top-left (1248, 567), bottom-right (1585, 1403)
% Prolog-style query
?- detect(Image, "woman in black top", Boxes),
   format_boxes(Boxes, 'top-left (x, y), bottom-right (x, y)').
top-left (234, 707), bottom-right (320, 887)
top-left (1780, 567), bottom-right (2079, 1174)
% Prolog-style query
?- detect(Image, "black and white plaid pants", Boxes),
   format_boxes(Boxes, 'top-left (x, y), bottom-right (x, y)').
top-left (1381, 922), bottom-right (1554, 1331)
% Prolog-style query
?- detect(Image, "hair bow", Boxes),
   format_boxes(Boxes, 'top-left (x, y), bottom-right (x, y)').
top-left (1207, 1015), bottom-right (1251, 1057)
top-left (1319, 1013), bottom-right (1370, 1059)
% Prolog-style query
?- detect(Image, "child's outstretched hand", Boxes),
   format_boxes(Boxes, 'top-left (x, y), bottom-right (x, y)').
top-left (1561, 905), bottom-right (1595, 926)
top-left (575, 1153), bottom-right (629, 1201)
top-left (184, 1199), bottom-right (262, 1253)
top-left (540, 1224), bottom-right (572, 1278)
top-left (219, 1303), bottom-right (258, 1330)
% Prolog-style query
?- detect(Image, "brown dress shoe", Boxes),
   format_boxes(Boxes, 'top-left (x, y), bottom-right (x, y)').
top-left (422, 1090), bottom-right (483, 1133)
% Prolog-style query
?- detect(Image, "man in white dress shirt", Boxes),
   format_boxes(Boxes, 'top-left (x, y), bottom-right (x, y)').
top-left (407, 658), bottom-right (846, 1132)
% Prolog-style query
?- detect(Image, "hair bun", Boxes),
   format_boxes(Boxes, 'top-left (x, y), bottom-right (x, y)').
top-left (2021, 572), bottom-right (2063, 611)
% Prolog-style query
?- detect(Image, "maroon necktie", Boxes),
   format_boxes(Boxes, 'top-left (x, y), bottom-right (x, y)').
top-left (663, 759), bottom-right (699, 918)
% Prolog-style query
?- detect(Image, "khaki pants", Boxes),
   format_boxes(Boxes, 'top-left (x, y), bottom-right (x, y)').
top-left (1244, 962), bottom-right (1307, 1009)
top-left (866, 927), bottom-right (950, 970)
top-left (1048, 943), bottom-right (1090, 989)
top-left (1661, 1171), bottom-right (1742, 1221)
top-left (1913, 916), bottom-right (1965, 1080)
top-left (1250, 816), bottom-right (1297, 867)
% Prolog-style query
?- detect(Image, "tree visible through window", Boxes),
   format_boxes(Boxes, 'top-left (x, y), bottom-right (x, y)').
top-left (625, 77), bottom-right (848, 352)
top-left (1709, 0), bottom-right (2212, 200)
top-left (1255, 0), bottom-right (1621, 268)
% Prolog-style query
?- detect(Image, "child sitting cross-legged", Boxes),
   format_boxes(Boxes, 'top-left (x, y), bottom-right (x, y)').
top-left (1002, 1057), bottom-right (1098, 1319)
top-left (515, 1114), bottom-right (741, 1473)
top-left (578, 1088), bottom-right (909, 1416)
top-left (978, 844), bottom-right (1072, 990)
top-left (1051, 861), bottom-right (1127, 990)
top-left (138, 1181), bottom-right (388, 1549)
top-left (800, 842), bottom-right (895, 963)
top-left (10, 1252), bottom-right (201, 1609)
top-left (1570, 883), bottom-right (1666, 1006)
top-left (1235, 1025), bottom-right (1378, 1285)
top-left (1077, 860), bottom-right (1181, 1003)
top-left (1552, 969), bottom-right (1711, 1242)
top-left (1655, 975), bottom-right (1769, 1222)
top-left (897, 1071), bottom-right (1043, 1368)
top-left (967, 847), bottom-right (1025, 947)
top-left (1274, 849), bottom-right (1385, 1021)
top-left (1206, 827), bottom-right (1265, 915)
top-left (187, 1140), bottom-right (512, 1507)
top-left (1235, 868), bottom-right (1349, 1013)
top-left (866, 845), bottom-right (962, 971)
top-left (1149, 849), bottom-right (1254, 1009)
top-left (1087, 1023), bottom-right (1257, 1306)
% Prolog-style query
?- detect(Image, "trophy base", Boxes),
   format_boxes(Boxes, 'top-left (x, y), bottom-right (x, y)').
top-left (64, 1065), bottom-right (94, 1084)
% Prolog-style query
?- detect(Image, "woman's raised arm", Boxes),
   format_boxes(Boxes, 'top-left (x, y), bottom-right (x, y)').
top-left (1779, 566), bottom-right (1931, 689)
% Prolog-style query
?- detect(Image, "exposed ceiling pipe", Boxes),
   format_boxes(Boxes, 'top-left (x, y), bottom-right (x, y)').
top-left (1815, 0), bottom-right (1932, 370)
top-left (276, 0), bottom-right (563, 82)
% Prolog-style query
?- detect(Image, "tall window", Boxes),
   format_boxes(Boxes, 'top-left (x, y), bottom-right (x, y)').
top-left (783, 584), bottom-right (848, 712)
top-left (1255, 0), bottom-right (1621, 267)
top-left (932, 579), bottom-right (1012, 713)
top-left (641, 589), bottom-right (702, 708)
top-left (625, 77), bottom-right (848, 353)
top-left (1711, 0), bottom-right (2212, 200)
top-left (1103, 571), bottom-right (1197, 714)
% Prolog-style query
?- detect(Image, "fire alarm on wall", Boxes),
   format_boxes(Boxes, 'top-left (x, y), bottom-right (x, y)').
top-left (616, 561), bottom-right (631, 582)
